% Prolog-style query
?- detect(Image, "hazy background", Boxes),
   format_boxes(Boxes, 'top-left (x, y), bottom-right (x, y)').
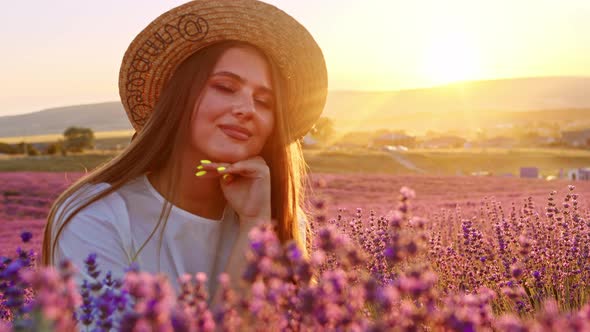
top-left (1, 0), bottom-right (590, 117)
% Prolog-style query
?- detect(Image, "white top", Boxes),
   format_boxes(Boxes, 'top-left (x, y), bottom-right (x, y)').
top-left (51, 173), bottom-right (243, 298)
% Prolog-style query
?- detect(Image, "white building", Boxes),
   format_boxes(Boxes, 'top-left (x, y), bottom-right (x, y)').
top-left (567, 168), bottom-right (590, 181)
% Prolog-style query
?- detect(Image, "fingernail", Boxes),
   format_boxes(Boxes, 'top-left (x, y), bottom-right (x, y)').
top-left (195, 171), bottom-right (207, 177)
top-left (200, 160), bottom-right (211, 164)
top-left (217, 166), bottom-right (226, 172)
top-left (197, 165), bottom-right (204, 170)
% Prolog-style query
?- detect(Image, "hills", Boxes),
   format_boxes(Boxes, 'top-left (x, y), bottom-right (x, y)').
top-left (0, 102), bottom-right (132, 138)
top-left (323, 76), bottom-right (590, 134)
top-left (1, 76), bottom-right (589, 139)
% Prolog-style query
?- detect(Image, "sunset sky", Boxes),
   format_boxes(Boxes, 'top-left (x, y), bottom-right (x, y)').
top-left (1, 0), bottom-right (589, 117)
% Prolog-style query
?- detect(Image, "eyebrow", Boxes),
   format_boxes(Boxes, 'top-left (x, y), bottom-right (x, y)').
top-left (211, 71), bottom-right (274, 95)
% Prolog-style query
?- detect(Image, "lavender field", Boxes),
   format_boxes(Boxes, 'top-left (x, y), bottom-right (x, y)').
top-left (2, 172), bottom-right (587, 258)
top-left (2, 171), bottom-right (590, 330)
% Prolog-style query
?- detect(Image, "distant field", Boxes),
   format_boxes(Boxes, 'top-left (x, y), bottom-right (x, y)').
top-left (0, 151), bottom-right (120, 172)
top-left (303, 147), bottom-right (590, 176)
top-left (1, 147), bottom-right (588, 177)
top-left (408, 147), bottom-right (589, 156)
top-left (0, 129), bottom-right (134, 144)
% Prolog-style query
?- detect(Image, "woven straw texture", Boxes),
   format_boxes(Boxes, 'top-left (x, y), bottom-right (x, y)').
top-left (118, 0), bottom-right (327, 142)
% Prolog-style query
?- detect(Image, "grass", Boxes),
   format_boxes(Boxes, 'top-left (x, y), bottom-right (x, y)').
top-left (303, 147), bottom-right (590, 176)
top-left (1, 147), bottom-right (588, 176)
top-left (402, 147), bottom-right (590, 176)
top-left (0, 129), bottom-right (134, 144)
top-left (408, 147), bottom-right (590, 157)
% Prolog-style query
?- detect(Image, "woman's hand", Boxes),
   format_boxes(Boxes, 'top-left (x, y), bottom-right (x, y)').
top-left (196, 156), bottom-right (271, 306)
top-left (195, 156), bottom-right (271, 230)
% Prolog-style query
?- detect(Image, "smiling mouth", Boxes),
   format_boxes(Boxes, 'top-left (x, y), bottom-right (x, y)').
top-left (220, 126), bottom-right (250, 141)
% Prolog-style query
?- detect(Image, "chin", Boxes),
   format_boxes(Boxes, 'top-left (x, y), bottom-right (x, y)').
top-left (209, 150), bottom-right (249, 163)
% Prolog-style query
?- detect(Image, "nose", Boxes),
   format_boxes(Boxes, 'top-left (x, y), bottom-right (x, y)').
top-left (231, 96), bottom-right (256, 118)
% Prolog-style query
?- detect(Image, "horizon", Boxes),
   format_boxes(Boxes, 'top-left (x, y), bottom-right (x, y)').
top-left (1, 0), bottom-right (589, 117)
top-left (2, 75), bottom-right (589, 118)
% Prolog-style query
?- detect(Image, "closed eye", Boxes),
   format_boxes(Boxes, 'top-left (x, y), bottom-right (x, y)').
top-left (214, 84), bottom-right (235, 93)
top-left (255, 99), bottom-right (272, 108)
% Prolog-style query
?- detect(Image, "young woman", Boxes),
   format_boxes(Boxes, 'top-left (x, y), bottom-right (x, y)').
top-left (41, 0), bottom-right (327, 302)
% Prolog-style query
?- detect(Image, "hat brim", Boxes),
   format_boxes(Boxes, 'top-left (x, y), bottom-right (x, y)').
top-left (118, 0), bottom-right (328, 143)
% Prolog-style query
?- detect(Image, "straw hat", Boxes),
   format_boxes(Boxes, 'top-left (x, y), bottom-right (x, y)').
top-left (119, 0), bottom-right (328, 143)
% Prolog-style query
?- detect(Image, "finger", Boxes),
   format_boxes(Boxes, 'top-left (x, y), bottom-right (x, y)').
top-left (194, 169), bottom-right (219, 178)
top-left (221, 161), bottom-right (268, 179)
top-left (220, 173), bottom-right (235, 184)
top-left (195, 160), bottom-right (230, 175)
top-left (194, 164), bottom-right (228, 178)
top-left (196, 163), bottom-right (228, 173)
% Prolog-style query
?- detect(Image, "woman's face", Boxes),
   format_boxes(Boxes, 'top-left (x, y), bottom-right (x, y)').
top-left (189, 46), bottom-right (275, 163)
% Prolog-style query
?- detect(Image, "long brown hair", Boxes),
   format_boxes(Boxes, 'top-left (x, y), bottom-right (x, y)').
top-left (41, 40), bottom-right (313, 267)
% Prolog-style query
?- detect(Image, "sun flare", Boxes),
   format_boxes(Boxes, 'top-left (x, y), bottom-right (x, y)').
top-left (420, 31), bottom-right (481, 86)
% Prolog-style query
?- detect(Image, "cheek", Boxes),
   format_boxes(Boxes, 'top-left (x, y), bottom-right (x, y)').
top-left (191, 98), bottom-right (218, 132)
top-left (189, 110), bottom-right (215, 147)
top-left (263, 113), bottom-right (275, 138)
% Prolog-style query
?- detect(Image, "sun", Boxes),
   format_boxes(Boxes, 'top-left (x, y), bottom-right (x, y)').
top-left (420, 31), bottom-right (481, 86)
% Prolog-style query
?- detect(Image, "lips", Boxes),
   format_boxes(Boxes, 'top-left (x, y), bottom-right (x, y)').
top-left (219, 125), bottom-right (251, 141)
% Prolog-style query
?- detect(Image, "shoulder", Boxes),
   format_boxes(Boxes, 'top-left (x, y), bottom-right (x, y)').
top-left (52, 181), bottom-right (134, 265)
top-left (52, 181), bottom-right (131, 239)
top-left (54, 182), bottom-right (115, 222)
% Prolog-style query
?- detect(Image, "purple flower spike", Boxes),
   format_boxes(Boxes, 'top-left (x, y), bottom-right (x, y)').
top-left (171, 308), bottom-right (191, 332)
top-left (125, 261), bottom-right (140, 273)
top-left (2, 260), bottom-right (24, 281)
top-left (19, 231), bottom-right (32, 243)
top-left (84, 253), bottom-right (97, 265)
top-left (400, 186), bottom-right (416, 200)
top-left (250, 240), bottom-right (265, 255)
top-left (313, 199), bottom-right (326, 209)
top-left (286, 242), bottom-right (303, 262)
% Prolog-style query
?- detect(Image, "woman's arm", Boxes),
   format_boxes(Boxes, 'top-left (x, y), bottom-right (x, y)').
top-left (209, 210), bottom-right (309, 307)
top-left (210, 217), bottom-right (264, 307)
top-left (202, 156), bottom-right (272, 305)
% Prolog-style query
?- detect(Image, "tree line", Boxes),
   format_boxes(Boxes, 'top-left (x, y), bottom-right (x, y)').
top-left (0, 126), bottom-right (95, 156)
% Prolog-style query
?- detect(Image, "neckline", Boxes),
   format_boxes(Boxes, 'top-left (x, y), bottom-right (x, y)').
top-left (141, 173), bottom-right (228, 224)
